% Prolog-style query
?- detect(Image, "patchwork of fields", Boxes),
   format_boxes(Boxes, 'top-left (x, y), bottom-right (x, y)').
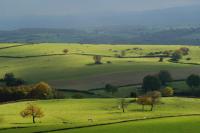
top-left (0, 43), bottom-right (200, 133)
top-left (0, 43), bottom-right (199, 90)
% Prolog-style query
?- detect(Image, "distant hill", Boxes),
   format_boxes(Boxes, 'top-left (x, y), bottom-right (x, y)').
top-left (0, 5), bottom-right (200, 30)
top-left (0, 27), bottom-right (200, 45)
top-left (1, 5), bottom-right (200, 45)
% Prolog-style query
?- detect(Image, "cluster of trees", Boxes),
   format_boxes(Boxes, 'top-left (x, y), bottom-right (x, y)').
top-left (142, 70), bottom-right (200, 97)
top-left (170, 47), bottom-right (190, 62)
top-left (148, 47), bottom-right (190, 62)
top-left (0, 73), bottom-right (25, 87)
top-left (142, 70), bottom-right (172, 93)
top-left (0, 82), bottom-right (55, 102)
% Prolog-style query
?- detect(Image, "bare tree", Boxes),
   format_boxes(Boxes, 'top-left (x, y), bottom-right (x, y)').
top-left (119, 99), bottom-right (129, 113)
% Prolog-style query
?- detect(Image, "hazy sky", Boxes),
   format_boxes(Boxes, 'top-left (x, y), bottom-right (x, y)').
top-left (0, 0), bottom-right (200, 17)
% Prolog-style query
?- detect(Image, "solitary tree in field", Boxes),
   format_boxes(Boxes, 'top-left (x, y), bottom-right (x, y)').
top-left (137, 96), bottom-right (152, 111)
top-left (63, 49), bottom-right (69, 54)
top-left (120, 50), bottom-right (126, 57)
top-left (158, 70), bottom-right (172, 85)
top-left (118, 99), bottom-right (129, 113)
top-left (146, 91), bottom-right (161, 111)
top-left (20, 103), bottom-right (44, 123)
top-left (186, 74), bottom-right (200, 94)
top-left (159, 57), bottom-right (164, 62)
top-left (93, 55), bottom-right (102, 64)
top-left (179, 47), bottom-right (190, 55)
top-left (142, 75), bottom-right (161, 92)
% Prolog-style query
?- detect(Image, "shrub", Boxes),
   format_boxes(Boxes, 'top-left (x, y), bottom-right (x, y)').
top-left (106, 61), bottom-right (112, 64)
top-left (63, 49), bottom-right (69, 54)
top-left (186, 57), bottom-right (191, 60)
top-left (105, 84), bottom-right (118, 95)
top-left (161, 87), bottom-right (174, 97)
top-left (72, 93), bottom-right (84, 99)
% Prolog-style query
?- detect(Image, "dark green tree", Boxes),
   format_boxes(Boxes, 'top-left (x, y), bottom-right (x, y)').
top-left (186, 74), bottom-right (200, 93)
top-left (105, 84), bottom-right (118, 96)
top-left (158, 70), bottom-right (172, 85)
top-left (171, 51), bottom-right (182, 62)
top-left (3, 73), bottom-right (16, 86)
top-left (142, 75), bottom-right (161, 92)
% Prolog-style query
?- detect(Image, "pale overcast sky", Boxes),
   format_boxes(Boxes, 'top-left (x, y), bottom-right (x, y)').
top-left (0, 0), bottom-right (200, 17)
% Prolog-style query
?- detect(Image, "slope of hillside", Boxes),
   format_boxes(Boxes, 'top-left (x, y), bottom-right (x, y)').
top-left (0, 43), bottom-right (199, 90)
top-left (0, 98), bottom-right (200, 133)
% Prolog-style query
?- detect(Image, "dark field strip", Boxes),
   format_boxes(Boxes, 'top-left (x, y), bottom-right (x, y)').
top-left (176, 62), bottom-right (200, 66)
top-left (0, 54), bottom-right (65, 58)
top-left (0, 44), bottom-right (27, 50)
top-left (0, 126), bottom-right (38, 132)
top-left (33, 114), bottom-right (200, 133)
top-left (89, 79), bottom-right (186, 91)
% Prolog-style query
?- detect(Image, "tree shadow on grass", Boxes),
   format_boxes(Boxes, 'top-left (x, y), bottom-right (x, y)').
top-left (129, 109), bottom-right (151, 112)
top-left (86, 63), bottom-right (103, 66)
top-left (11, 122), bottom-right (38, 125)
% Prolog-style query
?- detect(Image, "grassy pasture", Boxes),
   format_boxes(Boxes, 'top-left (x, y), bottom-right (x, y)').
top-left (0, 98), bottom-right (200, 133)
top-left (0, 43), bottom-right (199, 90)
top-left (53, 116), bottom-right (200, 133)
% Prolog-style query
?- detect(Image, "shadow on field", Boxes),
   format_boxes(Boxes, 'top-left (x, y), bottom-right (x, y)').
top-left (86, 63), bottom-right (103, 66)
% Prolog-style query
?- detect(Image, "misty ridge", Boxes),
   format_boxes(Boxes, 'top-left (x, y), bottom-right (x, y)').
top-left (0, 3), bottom-right (200, 45)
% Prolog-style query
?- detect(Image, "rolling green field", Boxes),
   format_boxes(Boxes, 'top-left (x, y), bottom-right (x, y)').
top-left (0, 43), bottom-right (200, 133)
top-left (54, 116), bottom-right (200, 133)
top-left (0, 43), bottom-right (199, 90)
top-left (0, 98), bottom-right (200, 133)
